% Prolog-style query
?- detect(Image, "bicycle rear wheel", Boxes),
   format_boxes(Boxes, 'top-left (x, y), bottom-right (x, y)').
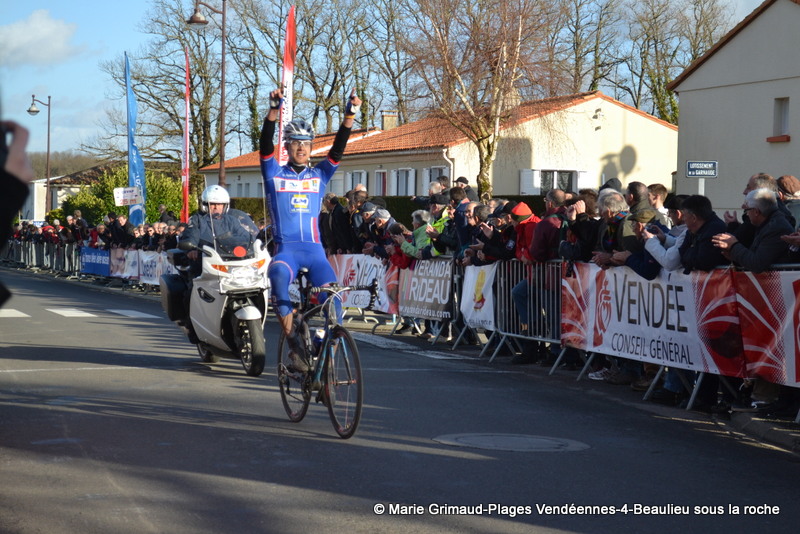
top-left (325, 325), bottom-right (363, 439)
top-left (277, 323), bottom-right (311, 422)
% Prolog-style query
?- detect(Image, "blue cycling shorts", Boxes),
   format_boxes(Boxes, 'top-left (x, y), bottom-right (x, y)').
top-left (268, 242), bottom-right (337, 318)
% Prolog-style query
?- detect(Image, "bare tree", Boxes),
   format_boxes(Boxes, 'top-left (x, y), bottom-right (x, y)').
top-left (85, 0), bottom-right (225, 195)
top-left (677, 0), bottom-right (733, 63)
top-left (227, 0), bottom-right (285, 151)
top-left (612, 0), bottom-right (731, 124)
top-left (361, 0), bottom-right (416, 125)
top-left (559, 0), bottom-right (623, 93)
top-left (400, 0), bottom-right (562, 199)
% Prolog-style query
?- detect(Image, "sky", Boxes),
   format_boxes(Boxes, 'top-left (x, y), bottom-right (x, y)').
top-left (0, 0), bottom-right (768, 158)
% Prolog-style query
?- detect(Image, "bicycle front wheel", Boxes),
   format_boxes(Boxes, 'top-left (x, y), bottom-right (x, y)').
top-left (325, 325), bottom-right (363, 439)
top-left (277, 326), bottom-right (311, 422)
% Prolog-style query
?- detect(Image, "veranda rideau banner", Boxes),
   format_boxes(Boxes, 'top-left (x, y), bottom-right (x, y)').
top-left (561, 262), bottom-right (747, 379)
top-left (398, 258), bottom-right (453, 320)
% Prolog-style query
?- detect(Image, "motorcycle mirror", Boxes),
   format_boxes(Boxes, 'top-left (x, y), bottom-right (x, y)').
top-left (233, 245), bottom-right (247, 258)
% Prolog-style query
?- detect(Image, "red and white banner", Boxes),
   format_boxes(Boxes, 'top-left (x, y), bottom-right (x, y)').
top-left (461, 264), bottom-right (497, 330)
top-left (734, 271), bottom-right (800, 387)
top-left (276, 5), bottom-right (297, 165)
top-left (328, 254), bottom-right (399, 315)
top-left (561, 262), bottom-right (748, 379)
top-left (181, 46), bottom-right (191, 223)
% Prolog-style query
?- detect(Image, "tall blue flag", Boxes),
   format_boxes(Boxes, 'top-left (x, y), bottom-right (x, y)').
top-left (125, 52), bottom-right (146, 226)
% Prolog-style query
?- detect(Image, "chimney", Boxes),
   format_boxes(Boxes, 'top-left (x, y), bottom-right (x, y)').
top-left (381, 110), bottom-right (399, 131)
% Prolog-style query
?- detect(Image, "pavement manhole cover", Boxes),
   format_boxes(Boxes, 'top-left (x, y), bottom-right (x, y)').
top-left (433, 433), bottom-right (590, 452)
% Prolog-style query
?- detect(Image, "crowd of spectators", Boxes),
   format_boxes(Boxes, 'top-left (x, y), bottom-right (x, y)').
top-left (317, 173), bottom-right (800, 417)
top-left (11, 209), bottom-right (188, 254)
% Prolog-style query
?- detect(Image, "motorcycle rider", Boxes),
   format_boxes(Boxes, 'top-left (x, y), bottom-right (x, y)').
top-left (180, 185), bottom-right (257, 265)
top-left (178, 185), bottom-right (259, 341)
top-left (260, 87), bottom-right (362, 372)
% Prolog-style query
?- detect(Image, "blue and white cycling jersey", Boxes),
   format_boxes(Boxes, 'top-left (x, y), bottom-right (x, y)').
top-left (260, 155), bottom-right (338, 245)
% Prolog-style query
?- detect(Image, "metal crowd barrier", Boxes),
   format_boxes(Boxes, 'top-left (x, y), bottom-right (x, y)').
top-left (481, 259), bottom-right (563, 363)
top-left (5, 240), bottom-right (84, 278)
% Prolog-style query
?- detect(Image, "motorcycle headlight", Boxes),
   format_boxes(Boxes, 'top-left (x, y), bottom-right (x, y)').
top-left (221, 265), bottom-right (262, 289)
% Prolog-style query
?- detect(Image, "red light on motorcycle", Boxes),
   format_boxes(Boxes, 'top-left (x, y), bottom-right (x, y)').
top-left (233, 246), bottom-right (247, 258)
top-left (211, 264), bottom-right (229, 273)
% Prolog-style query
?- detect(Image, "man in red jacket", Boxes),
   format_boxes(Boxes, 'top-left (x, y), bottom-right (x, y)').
top-left (525, 189), bottom-right (571, 365)
top-left (506, 201), bottom-right (543, 363)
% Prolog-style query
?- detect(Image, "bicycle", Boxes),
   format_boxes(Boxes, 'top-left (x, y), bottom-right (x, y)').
top-left (276, 269), bottom-right (378, 439)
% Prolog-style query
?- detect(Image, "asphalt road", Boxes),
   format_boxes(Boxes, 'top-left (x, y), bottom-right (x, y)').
top-left (1, 268), bottom-right (799, 534)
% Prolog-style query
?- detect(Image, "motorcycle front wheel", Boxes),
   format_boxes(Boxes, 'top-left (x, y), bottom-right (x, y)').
top-left (238, 319), bottom-right (266, 376)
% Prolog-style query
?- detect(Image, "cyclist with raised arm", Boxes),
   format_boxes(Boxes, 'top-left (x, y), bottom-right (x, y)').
top-left (260, 87), bottom-right (362, 372)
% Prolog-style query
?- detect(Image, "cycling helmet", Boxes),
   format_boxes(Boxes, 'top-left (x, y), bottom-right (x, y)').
top-left (201, 185), bottom-right (230, 213)
top-left (283, 119), bottom-right (315, 141)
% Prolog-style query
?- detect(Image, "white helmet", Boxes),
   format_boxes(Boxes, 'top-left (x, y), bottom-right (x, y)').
top-left (283, 119), bottom-right (315, 141)
top-left (201, 185), bottom-right (230, 213)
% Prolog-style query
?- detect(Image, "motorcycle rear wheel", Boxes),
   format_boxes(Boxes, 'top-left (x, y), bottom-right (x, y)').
top-left (238, 319), bottom-right (266, 376)
top-left (197, 342), bottom-right (221, 363)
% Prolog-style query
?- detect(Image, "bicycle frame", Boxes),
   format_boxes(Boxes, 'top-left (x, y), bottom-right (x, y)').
top-left (293, 272), bottom-right (371, 388)
top-left (277, 271), bottom-right (377, 438)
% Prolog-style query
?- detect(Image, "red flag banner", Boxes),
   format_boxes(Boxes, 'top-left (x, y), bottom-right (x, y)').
top-left (181, 46), bottom-right (191, 223)
top-left (277, 5), bottom-right (297, 165)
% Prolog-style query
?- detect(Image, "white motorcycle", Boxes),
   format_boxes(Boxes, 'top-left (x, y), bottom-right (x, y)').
top-left (160, 220), bottom-right (270, 376)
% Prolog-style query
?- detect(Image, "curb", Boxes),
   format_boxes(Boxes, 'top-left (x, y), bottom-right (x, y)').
top-left (729, 412), bottom-right (800, 453)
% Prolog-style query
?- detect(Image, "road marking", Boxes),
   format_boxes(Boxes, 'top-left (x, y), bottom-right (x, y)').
top-left (0, 366), bottom-right (168, 374)
top-left (0, 309), bottom-right (30, 318)
top-left (5, 308), bottom-right (160, 319)
top-left (46, 308), bottom-right (97, 318)
top-left (107, 309), bottom-right (161, 319)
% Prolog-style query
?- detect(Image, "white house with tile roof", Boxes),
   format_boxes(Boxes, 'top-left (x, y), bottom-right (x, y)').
top-left (200, 91), bottom-right (677, 198)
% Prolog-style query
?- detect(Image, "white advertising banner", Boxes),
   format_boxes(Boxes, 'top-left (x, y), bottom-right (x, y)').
top-left (461, 264), bottom-right (497, 330)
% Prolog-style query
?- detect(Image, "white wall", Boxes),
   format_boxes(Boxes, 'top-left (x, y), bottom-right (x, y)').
top-left (672, 0), bottom-right (800, 213)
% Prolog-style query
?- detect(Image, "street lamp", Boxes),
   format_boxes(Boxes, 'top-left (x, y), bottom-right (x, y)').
top-left (187, 0), bottom-right (228, 188)
top-left (26, 94), bottom-right (53, 213)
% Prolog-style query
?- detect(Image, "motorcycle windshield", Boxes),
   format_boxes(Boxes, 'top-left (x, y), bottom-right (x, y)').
top-left (208, 209), bottom-right (262, 260)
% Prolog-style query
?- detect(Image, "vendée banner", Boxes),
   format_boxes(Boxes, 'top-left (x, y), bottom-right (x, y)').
top-left (734, 271), bottom-right (800, 387)
top-left (561, 262), bottom-right (800, 388)
top-left (561, 262), bottom-right (747, 378)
